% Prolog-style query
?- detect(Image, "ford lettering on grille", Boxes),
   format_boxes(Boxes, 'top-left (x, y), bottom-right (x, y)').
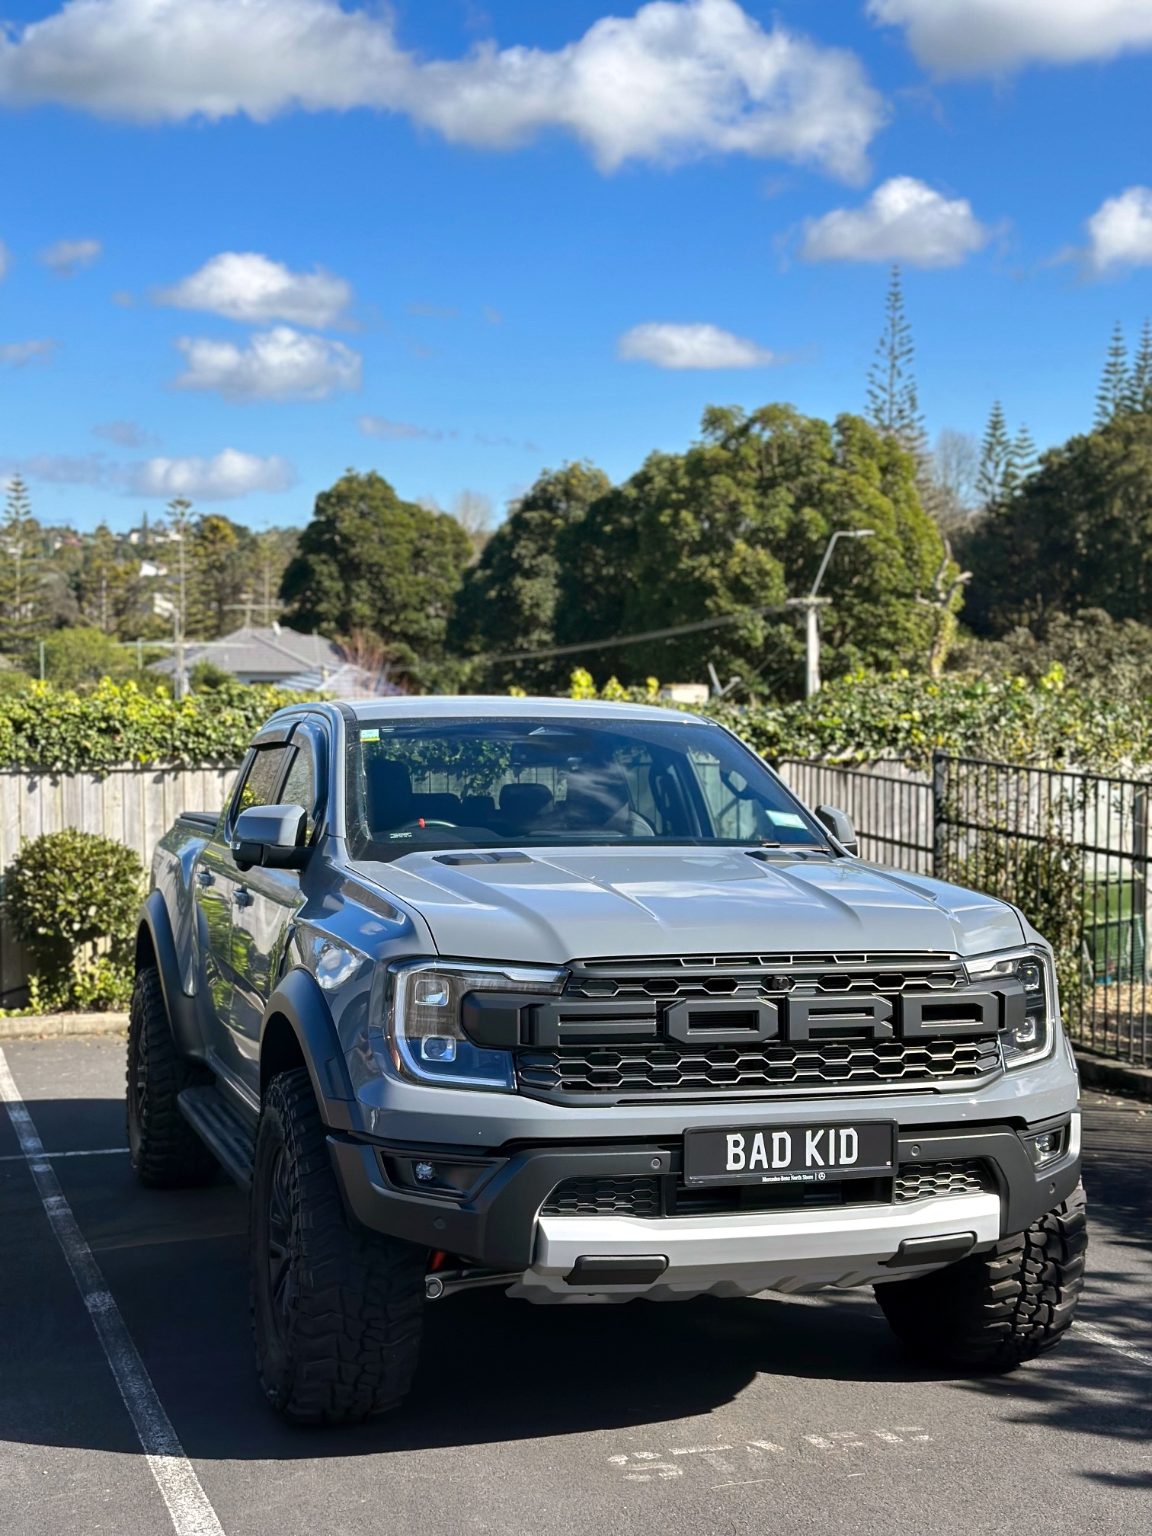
top-left (505, 955), bottom-right (1011, 1101)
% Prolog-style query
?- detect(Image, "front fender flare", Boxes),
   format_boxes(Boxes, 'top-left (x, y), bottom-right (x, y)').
top-left (260, 969), bottom-right (360, 1133)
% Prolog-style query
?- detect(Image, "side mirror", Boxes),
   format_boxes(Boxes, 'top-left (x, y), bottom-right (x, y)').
top-left (232, 804), bottom-right (309, 873)
top-left (815, 804), bottom-right (859, 857)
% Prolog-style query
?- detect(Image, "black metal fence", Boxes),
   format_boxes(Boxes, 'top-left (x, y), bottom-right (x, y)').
top-left (780, 752), bottom-right (1151, 1068)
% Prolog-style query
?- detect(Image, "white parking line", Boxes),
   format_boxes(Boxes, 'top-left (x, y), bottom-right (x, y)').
top-left (0, 1048), bottom-right (226, 1536)
top-left (0, 1146), bottom-right (128, 1164)
top-left (1075, 1323), bottom-right (1152, 1367)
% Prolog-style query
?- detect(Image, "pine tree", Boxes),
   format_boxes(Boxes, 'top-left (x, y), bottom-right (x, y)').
top-left (0, 475), bottom-right (46, 657)
top-left (866, 265), bottom-right (926, 456)
top-left (1096, 323), bottom-right (1130, 426)
top-left (1009, 424), bottom-right (1037, 490)
top-left (977, 402), bottom-right (1015, 505)
top-left (1127, 318), bottom-right (1152, 415)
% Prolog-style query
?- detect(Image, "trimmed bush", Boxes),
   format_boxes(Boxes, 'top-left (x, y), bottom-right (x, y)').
top-left (4, 829), bottom-right (144, 1011)
top-left (0, 677), bottom-right (312, 773)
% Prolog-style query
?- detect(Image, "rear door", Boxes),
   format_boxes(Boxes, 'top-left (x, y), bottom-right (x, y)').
top-left (228, 720), bottom-right (328, 1073)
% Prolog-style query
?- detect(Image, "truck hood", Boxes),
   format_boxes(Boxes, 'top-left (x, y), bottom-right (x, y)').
top-left (360, 846), bottom-right (1024, 964)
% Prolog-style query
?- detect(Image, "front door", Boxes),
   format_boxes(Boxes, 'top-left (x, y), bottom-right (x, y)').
top-left (229, 725), bottom-right (324, 1070)
top-left (206, 737), bottom-right (297, 1086)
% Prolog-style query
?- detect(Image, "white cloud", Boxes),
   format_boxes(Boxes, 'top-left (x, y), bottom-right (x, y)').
top-left (156, 251), bottom-right (352, 326)
top-left (868, 0), bottom-right (1152, 75)
top-left (174, 326), bottom-right (361, 401)
top-left (618, 322), bottom-right (776, 369)
top-left (0, 0), bottom-right (884, 180)
top-left (93, 418), bottom-right (153, 447)
top-left (17, 453), bottom-right (107, 485)
top-left (125, 449), bottom-right (294, 500)
top-left (1084, 187), bottom-right (1152, 273)
top-left (801, 177), bottom-right (990, 268)
top-left (359, 416), bottom-right (450, 442)
top-left (0, 339), bottom-right (55, 366)
top-left (40, 237), bottom-right (102, 274)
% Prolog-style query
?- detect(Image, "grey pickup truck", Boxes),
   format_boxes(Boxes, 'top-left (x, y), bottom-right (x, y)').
top-left (129, 697), bottom-right (1086, 1422)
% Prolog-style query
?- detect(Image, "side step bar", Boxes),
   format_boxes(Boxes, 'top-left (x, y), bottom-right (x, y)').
top-left (177, 1085), bottom-right (256, 1190)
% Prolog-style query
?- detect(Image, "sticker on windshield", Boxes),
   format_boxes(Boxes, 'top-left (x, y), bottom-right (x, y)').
top-left (360, 728), bottom-right (381, 743)
top-left (767, 811), bottom-right (807, 829)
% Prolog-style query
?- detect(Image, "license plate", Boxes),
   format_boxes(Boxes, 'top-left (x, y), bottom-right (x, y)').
top-left (683, 1121), bottom-right (896, 1186)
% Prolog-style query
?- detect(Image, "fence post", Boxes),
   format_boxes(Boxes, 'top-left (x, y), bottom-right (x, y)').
top-left (932, 751), bottom-right (947, 880)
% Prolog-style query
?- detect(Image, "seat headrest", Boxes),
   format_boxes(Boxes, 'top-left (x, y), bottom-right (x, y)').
top-left (365, 757), bottom-right (414, 830)
top-left (499, 782), bottom-right (553, 819)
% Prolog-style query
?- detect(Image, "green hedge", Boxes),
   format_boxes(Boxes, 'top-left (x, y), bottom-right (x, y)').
top-left (0, 679), bottom-right (312, 773)
top-left (574, 666), bottom-right (1152, 775)
top-left (1, 668), bottom-right (1150, 777)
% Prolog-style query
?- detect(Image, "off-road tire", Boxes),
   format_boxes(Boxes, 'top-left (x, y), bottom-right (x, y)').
top-left (875, 1182), bottom-right (1087, 1371)
top-left (126, 966), bottom-right (219, 1188)
top-left (250, 1068), bottom-right (426, 1423)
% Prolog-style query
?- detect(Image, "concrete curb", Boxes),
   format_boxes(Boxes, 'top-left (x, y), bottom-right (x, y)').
top-left (1075, 1046), bottom-right (1152, 1103)
top-left (0, 1011), bottom-right (129, 1042)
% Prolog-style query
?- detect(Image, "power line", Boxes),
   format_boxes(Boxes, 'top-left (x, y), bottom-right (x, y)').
top-left (478, 604), bottom-right (790, 665)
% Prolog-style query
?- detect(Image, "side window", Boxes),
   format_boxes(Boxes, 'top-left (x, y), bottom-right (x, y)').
top-left (280, 739), bottom-right (318, 838)
top-left (235, 744), bottom-right (292, 819)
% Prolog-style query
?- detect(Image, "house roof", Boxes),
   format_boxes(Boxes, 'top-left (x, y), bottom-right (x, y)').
top-left (152, 624), bottom-right (344, 680)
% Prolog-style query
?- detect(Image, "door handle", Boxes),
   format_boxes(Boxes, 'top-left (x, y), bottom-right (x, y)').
top-left (233, 886), bottom-right (254, 908)
top-left (196, 868), bottom-right (214, 887)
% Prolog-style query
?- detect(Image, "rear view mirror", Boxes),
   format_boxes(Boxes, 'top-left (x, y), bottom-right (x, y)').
top-left (232, 804), bottom-right (309, 872)
top-left (815, 804), bottom-right (859, 857)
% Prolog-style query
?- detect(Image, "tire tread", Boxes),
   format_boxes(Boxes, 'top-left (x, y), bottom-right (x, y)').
top-left (876, 1183), bottom-right (1088, 1370)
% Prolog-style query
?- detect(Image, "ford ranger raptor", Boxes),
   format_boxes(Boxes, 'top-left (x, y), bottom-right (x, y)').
top-left (128, 698), bottom-right (1086, 1422)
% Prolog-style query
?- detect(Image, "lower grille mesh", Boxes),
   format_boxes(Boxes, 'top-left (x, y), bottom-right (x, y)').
top-left (540, 1161), bottom-right (993, 1218)
top-left (541, 1176), bottom-right (661, 1218)
top-left (894, 1160), bottom-right (991, 1203)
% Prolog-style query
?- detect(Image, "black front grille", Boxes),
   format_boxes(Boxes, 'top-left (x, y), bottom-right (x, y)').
top-left (518, 1036), bottom-right (1001, 1098)
top-left (517, 953), bottom-right (1000, 1101)
top-left (541, 1161), bottom-right (995, 1219)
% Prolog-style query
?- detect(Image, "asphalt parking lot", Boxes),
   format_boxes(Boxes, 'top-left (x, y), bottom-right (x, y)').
top-left (1, 1035), bottom-right (1149, 1536)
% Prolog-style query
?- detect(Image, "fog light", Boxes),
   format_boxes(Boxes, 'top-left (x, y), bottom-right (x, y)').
top-left (1026, 1128), bottom-right (1065, 1168)
top-left (414, 1161), bottom-right (437, 1183)
top-left (420, 1035), bottom-right (457, 1063)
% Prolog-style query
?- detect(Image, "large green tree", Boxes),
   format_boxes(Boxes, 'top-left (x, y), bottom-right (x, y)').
top-left (963, 411), bottom-right (1152, 635)
top-left (281, 470), bottom-right (471, 664)
top-left (450, 462), bottom-right (612, 690)
top-left (558, 405), bottom-right (954, 696)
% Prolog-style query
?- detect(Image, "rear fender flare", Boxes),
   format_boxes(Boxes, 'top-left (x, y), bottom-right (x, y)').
top-left (135, 891), bottom-right (205, 1059)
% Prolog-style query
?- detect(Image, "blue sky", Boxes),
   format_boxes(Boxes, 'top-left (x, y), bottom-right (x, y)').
top-left (2, 0), bottom-right (1152, 531)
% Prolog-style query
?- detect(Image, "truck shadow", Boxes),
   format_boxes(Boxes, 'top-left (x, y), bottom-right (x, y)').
top-left (0, 1095), bottom-right (1147, 1472)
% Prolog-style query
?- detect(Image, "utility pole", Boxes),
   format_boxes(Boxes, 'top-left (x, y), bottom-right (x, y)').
top-left (168, 497), bottom-right (192, 701)
top-left (787, 529), bottom-right (875, 698)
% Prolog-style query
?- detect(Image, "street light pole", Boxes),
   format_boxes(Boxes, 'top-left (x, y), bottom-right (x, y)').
top-left (787, 529), bottom-right (875, 698)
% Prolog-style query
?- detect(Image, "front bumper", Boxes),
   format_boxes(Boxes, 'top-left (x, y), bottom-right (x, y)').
top-left (329, 1113), bottom-right (1082, 1284)
top-left (514, 1192), bottom-right (1003, 1300)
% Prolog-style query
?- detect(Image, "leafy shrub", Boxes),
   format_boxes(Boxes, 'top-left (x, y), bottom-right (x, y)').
top-left (0, 677), bottom-right (313, 773)
top-left (566, 667), bottom-right (1152, 775)
top-left (4, 830), bottom-right (144, 1012)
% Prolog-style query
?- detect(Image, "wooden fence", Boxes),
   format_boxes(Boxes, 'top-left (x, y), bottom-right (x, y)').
top-left (0, 766), bottom-right (236, 1005)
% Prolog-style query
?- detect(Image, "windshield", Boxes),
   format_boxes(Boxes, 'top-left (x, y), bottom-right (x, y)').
top-left (345, 713), bottom-right (831, 860)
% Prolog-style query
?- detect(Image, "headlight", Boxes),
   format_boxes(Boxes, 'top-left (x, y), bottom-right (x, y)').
top-left (966, 948), bottom-right (1058, 1069)
top-left (386, 961), bottom-right (564, 1091)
